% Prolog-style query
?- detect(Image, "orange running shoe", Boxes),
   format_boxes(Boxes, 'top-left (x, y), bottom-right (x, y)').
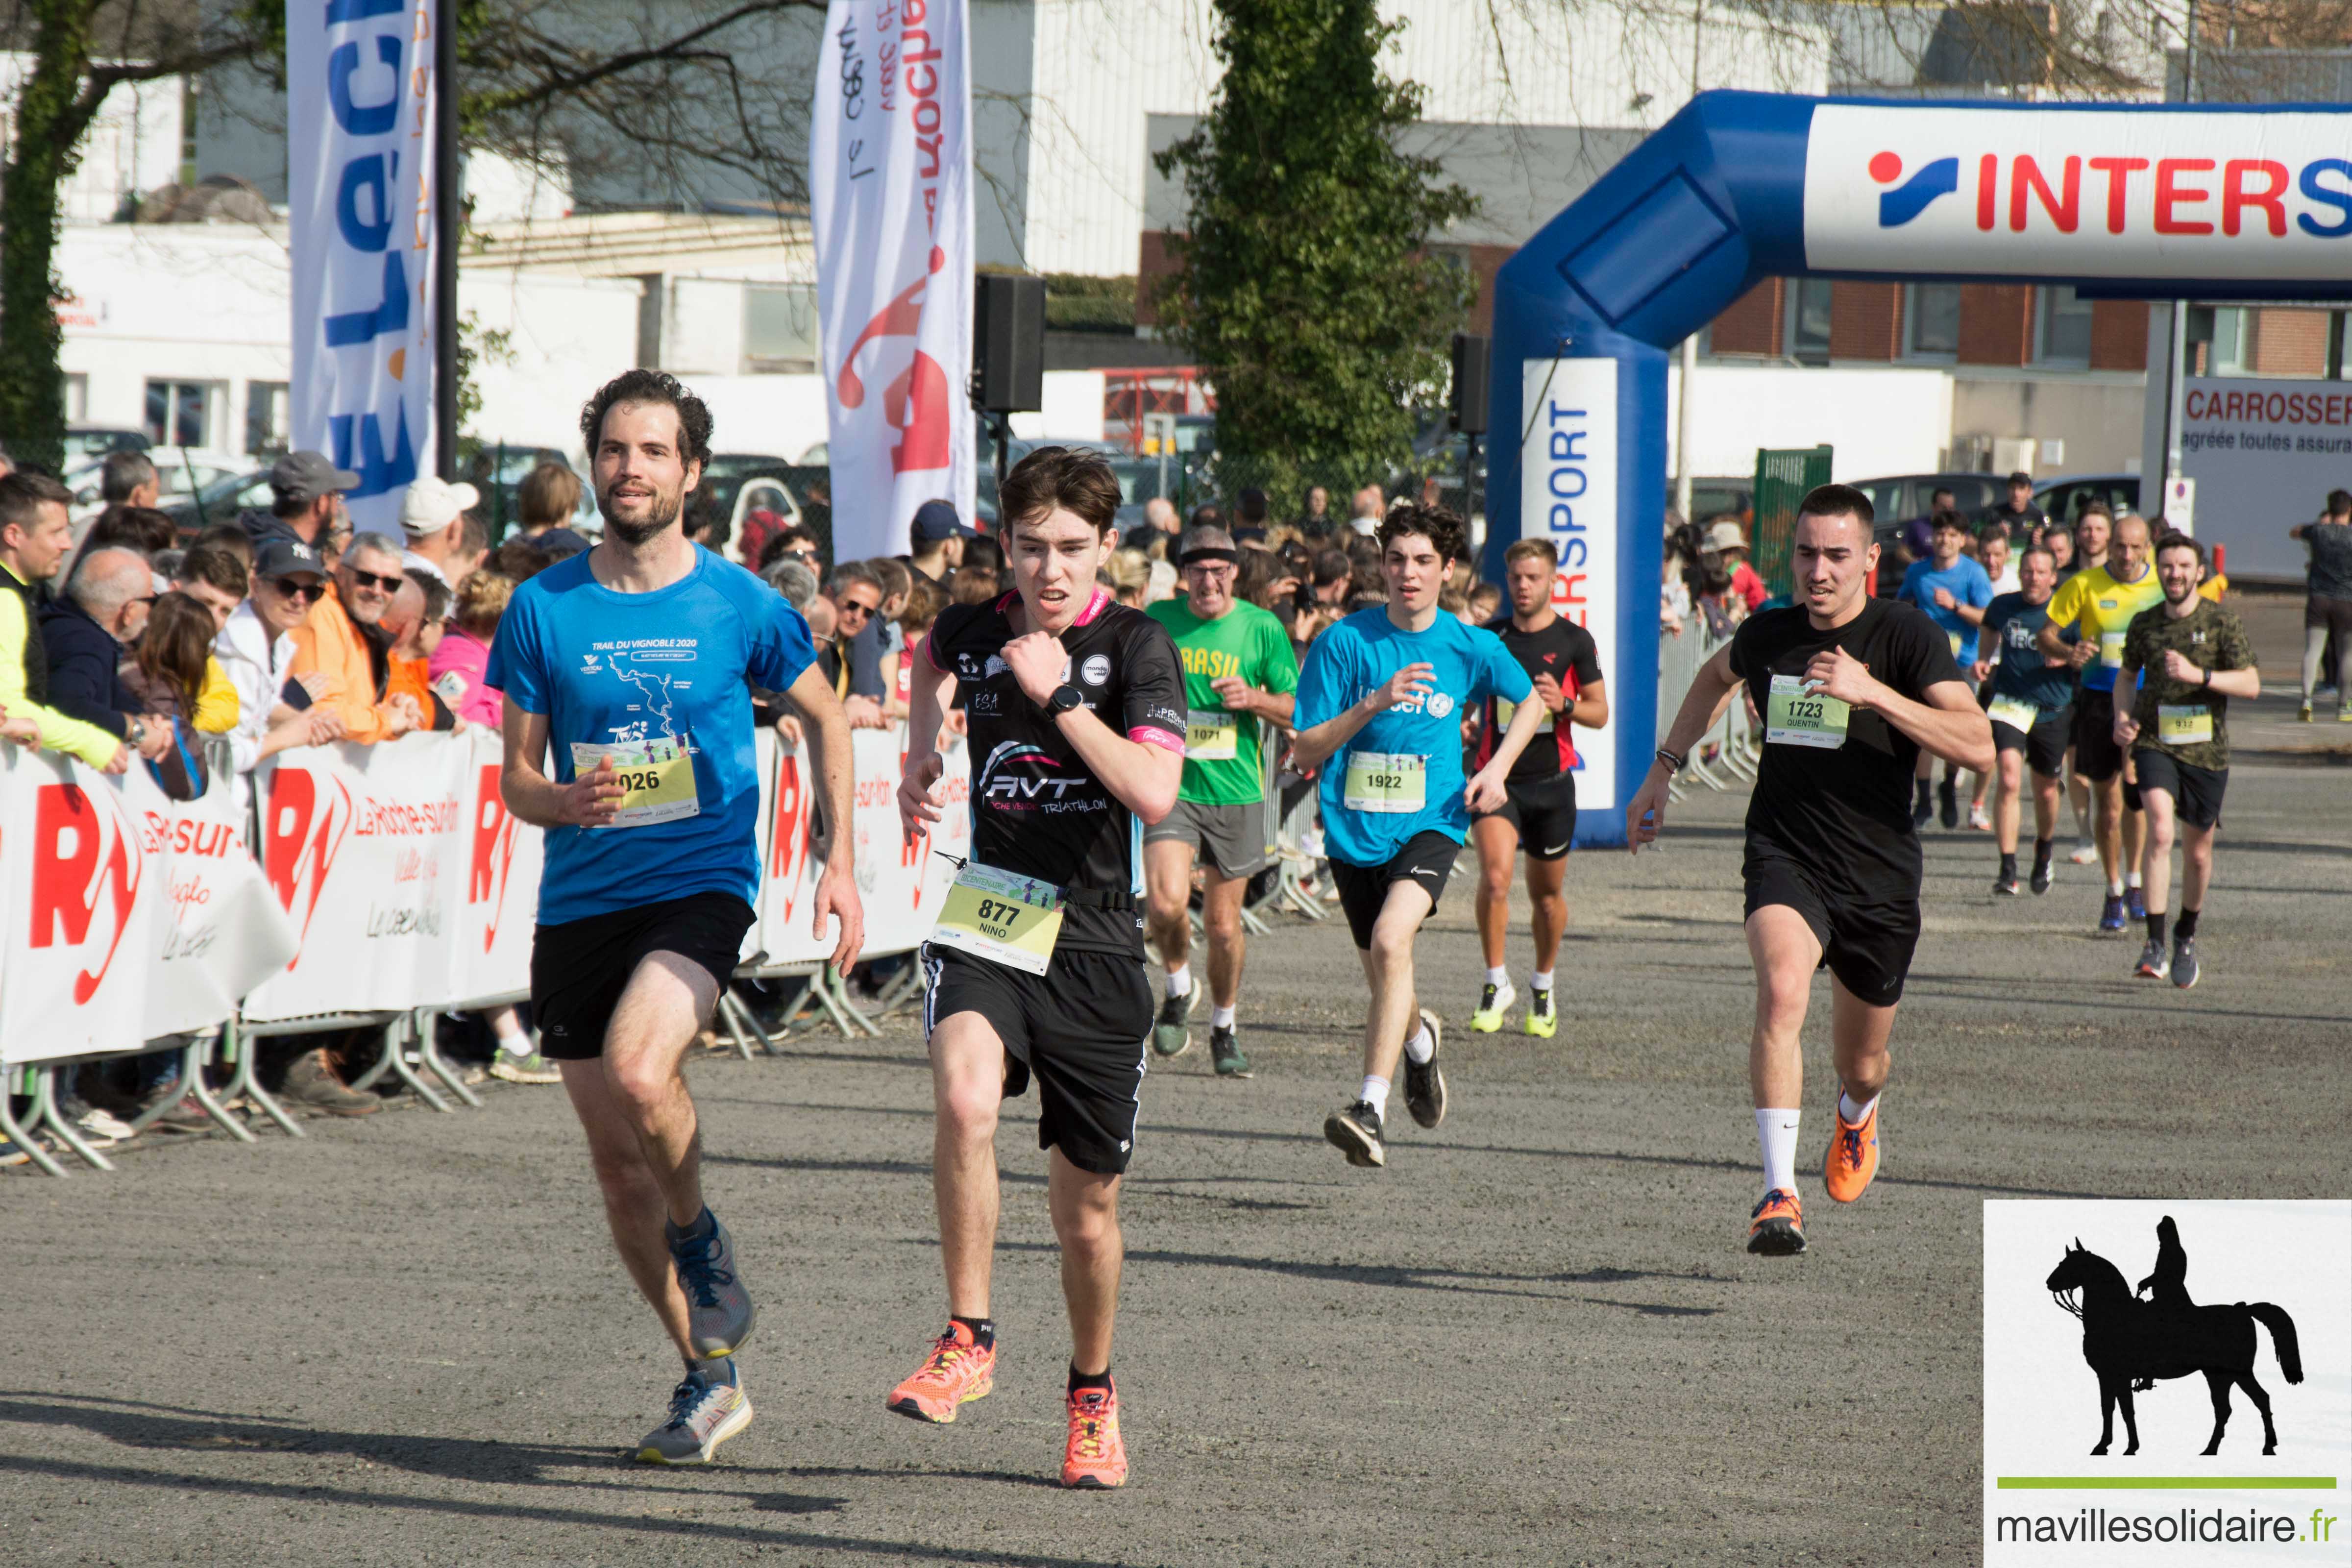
top-left (1822, 1099), bottom-right (1880, 1204)
top-left (885, 1323), bottom-right (996, 1423)
top-left (1061, 1381), bottom-right (1128, 1489)
top-left (1746, 1188), bottom-right (1805, 1255)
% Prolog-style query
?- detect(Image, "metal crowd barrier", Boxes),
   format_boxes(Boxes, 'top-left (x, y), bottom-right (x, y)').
top-left (1656, 615), bottom-right (1759, 803)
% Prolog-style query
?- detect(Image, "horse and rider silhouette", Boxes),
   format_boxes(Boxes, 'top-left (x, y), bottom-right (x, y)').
top-left (2045, 1217), bottom-right (2303, 1457)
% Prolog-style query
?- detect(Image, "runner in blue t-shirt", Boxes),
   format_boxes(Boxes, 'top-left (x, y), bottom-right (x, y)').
top-left (487, 370), bottom-right (863, 1467)
top-left (1291, 503), bottom-right (1542, 1170)
top-left (1898, 511), bottom-right (1994, 830)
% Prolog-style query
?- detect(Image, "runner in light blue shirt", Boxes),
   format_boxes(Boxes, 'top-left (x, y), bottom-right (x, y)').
top-left (1290, 503), bottom-right (1545, 1171)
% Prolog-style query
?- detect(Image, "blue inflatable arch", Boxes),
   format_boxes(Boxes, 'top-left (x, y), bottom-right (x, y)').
top-left (1489, 89), bottom-right (2352, 845)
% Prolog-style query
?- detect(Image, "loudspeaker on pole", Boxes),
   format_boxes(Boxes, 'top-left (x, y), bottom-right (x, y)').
top-left (974, 273), bottom-right (1047, 414)
top-left (1450, 332), bottom-right (1490, 437)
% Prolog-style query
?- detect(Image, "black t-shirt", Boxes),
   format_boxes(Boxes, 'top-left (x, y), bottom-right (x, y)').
top-left (1477, 613), bottom-right (1604, 781)
top-left (1980, 501), bottom-right (2046, 539)
top-left (926, 589), bottom-right (1186, 957)
top-left (1726, 597), bottom-right (1961, 903)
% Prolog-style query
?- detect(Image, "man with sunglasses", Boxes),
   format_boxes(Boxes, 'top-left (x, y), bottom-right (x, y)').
top-left (1140, 525), bottom-right (1298, 1076)
top-left (288, 532), bottom-right (424, 744)
top-left (218, 539), bottom-right (346, 804)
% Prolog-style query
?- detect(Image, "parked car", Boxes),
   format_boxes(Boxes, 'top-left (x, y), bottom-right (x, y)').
top-left (697, 453), bottom-right (826, 557)
top-left (67, 448), bottom-right (251, 523)
top-left (61, 426), bottom-right (149, 465)
top-left (160, 466), bottom-right (272, 537)
top-left (2036, 473), bottom-right (2140, 527)
top-left (1842, 472), bottom-right (2009, 594)
top-left (466, 446), bottom-right (602, 539)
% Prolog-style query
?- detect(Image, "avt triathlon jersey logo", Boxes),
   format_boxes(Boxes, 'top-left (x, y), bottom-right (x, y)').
top-left (1870, 151), bottom-right (1959, 227)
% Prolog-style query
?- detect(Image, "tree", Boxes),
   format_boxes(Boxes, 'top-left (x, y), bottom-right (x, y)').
top-left (1152, 0), bottom-right (1476, 507)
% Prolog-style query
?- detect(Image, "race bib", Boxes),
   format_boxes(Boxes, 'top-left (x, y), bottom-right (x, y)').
top-left (570, 738), bottom-right (699, 828)
top-left (2099, 630), bottom-right (2128, 668)
top-left (1185, 709), bottom-right (1239, 761)
top-left (1986, 693), bottom-right (2041, 733)
top-left (1765, 674), bottom-right (1849, 750)
top-left (1343, 750), bottom-right (1427, 813)
top-left (928, 862), bottom-right (1064, 976)
top-left (1495, 697), bottom-right (1554, 734)
top-left (2157, 704), bottom-right (2213, 745)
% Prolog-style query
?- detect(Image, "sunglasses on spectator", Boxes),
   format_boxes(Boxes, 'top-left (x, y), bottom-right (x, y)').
top-left (345, 568), bottom-right (403, 593)
top-left (837, 599), bottom-right (876, 620)
top-left (270, 576), bottom-right (327, 602)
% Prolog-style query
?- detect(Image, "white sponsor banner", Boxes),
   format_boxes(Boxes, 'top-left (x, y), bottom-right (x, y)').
top-left (1805, 105), bottom-right (2352, 280)
top-left (810, 0), bottom-right (976, 561)
top-left (0, 751), bottom-right (164, 1065)
top-left (1521, 359), bottom-right (1619, 814)
top-left (288, 0), bottom-right (441, 531)
top-left (2179, 377), bottom-right (2352, 580)
top-left (245, 733), bottom-right (472, 1022)
top-left (134, 768), bottom-right (300, 1039)
top-left (451, 727), bottom-right (543, 1005)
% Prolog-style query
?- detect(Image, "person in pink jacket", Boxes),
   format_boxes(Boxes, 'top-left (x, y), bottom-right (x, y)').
top-left (428, 568), bottom-right (512, 727)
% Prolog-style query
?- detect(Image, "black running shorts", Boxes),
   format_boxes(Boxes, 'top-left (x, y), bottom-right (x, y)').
top-left (1993, 707), bottom-right (2071, 778)
top-left (2132, 748), bottom-right (2228, 830)
top-left (1741, 845), bottom-right (1920, 1009)
top-left (1472, 772), bottom-right (1577, 861)
top-left (2073, 688), bottom-right (2126, 782)
top-left (532, 891), bottom-right (754, 1060)
top-left (2304, 592), bottom-right (2352, 638)
top-left (920, 943), bottom-right (1152, 1176)
top-left (1328, 830), bottom-right (1461, 951)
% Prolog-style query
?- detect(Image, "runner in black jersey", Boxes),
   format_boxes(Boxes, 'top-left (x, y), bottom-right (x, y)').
top-left (1627, 486), bottom-right (1992, 1258)
top-left (891, 447), bottom-right (1185, 1490)
top-left (1467, 538), bottom-right (1607, 1039)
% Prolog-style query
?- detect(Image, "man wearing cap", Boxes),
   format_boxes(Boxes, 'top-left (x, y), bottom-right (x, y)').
top-left (1141, 525), bottom-right (1298, 1077)
top-left (401, 475), bottom-right (481, 590)
top-left (241, 450), bottom-right (359, 553)
top-left (217, 537), bottom-right (346, 800)
top-left (1705, 517), bottom-right (1768, 613)
top-left (904, 498), bottom-right (976, 587)
top-left (288, 531), bottom-right (423, 744)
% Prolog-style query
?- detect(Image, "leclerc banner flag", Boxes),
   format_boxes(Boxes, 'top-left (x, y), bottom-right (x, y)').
top-left (810, 0), bottom-right (976, 561)
top-left (287, 0), bottom-right (440, 533)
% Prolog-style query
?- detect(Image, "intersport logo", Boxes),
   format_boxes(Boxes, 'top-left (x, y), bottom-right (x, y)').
top-left (1805, 105), bottom-right (2352, 280)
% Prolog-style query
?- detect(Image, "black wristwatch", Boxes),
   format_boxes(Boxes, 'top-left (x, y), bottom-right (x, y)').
top-left (1047, 683), bottom-right (1086, 716)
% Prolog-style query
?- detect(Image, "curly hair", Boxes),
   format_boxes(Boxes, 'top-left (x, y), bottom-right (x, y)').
top-left (1376, 501), bottom-right (1469, 565)
top-left (580, 369), bottom-right (714, 471)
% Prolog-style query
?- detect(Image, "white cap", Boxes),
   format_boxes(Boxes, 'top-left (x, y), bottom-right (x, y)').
top-left (1349, 514), bottom-right (1378, 537)
top-left (399, 476), bottom-right (482, 536)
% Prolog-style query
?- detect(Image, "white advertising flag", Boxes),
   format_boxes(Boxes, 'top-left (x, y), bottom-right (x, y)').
top-left (810, 0), bottom-right (977, 560)
top-left (287, 0), bottom-right (441, 532)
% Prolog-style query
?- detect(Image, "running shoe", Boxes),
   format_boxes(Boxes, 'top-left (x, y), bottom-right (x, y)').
top-left (669, 1210), bottom-right (755, 1359)
top-left (1937, 777), bottom-right (1958, 830)
top-left (70, 1106), bottom-right (131, 1148)
top-left (1822, 1100), bottom-right (1879, 1204)
top-left (886, 1322), bottom-right (997, 1422)
top-left (1399, 1008), bottom-right (1446, 1129)
top-left (1968, 805), bottom-right (1992, 832)
top-left (2134, 939), bottom-right (2170, 980)
top-left (2341, 703), bottom-right (2352, 723)
top-left (1746, 1189), bottom-right (1806, 1255)
top-left (1061, 1382), bottom-right (1128, 1490)
top-left (2069, 837), bottom-right (2099, 865)
top-left (2030, 847), bottom-right (2054, 895)
top-left (1209, 1025), bottom-right (1251, 1078)
top-left (1323, 1100), bottom-right (1386, 1167)
top-left (1992, 869), bottom-right (2019, 897)
top-left (2098, 893), bottom-right (2128, 934)
top-left (1467, 978), bottom-right (1514, 1033)
top-left (1151, 989), bottom-right (1195, 1058)
top-left (2171, 935), bottom-right (2200, 989)
top-left (489, 1051), bottom-right (563, 1084)
top-left (636, 1364), bottom-right (752, 1464)
top-left (1523, 986), bottom-right (1557, 1039)
top-left (2126, 885), bottom-right (2146, 922)
top-left (2300, 701), bottom-right (2315, 722)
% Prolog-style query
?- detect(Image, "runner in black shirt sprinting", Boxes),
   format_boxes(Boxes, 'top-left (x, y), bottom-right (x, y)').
top-left (1626, 485), bottom-right (1992, 1256)
top-left (891, 447), bottom-right (1185, 1489)
top-left (1467, 537), bottom-right (1607, 1038)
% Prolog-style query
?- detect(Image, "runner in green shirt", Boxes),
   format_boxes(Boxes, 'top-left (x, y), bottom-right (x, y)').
top-left (1141, 526), bottom-right (1299, 1076)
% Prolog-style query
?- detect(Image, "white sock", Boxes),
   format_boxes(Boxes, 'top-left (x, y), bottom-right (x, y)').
top-left (1210, 1004), bottom-right (1235, 1029)
top-left (2107, 878), bottom-right (2125, 896)
top-left (1530, 969), bottom-right (1554, 991)
top-left (1484, 965), bottom-right (1509, 987)
top-left (1401, 1022), bottom-right (1434, 1065)
top-left (1359, 1075), bottom-right (1391, 1118)
top-left (1165, 965), bottom-right (1191, 1000)
top-left (1756, 1108), bottom-right (1801, 1195)
top-left (1838, 1089), bottom-right (1878, 1126)
top-left (2126, 870), bottom-right (2142, 890)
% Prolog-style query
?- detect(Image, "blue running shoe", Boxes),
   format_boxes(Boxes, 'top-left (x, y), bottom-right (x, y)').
top-left (2098, 894), bottom-right (2128, 934)
top-left (669, 1209), bottom-right (755, 1359)
top-left (2126, 885), bottom-right (2146, 922)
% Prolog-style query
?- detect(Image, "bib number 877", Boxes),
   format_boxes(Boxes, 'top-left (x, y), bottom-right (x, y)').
top-left (973, 898), bottom-right (1024, 927)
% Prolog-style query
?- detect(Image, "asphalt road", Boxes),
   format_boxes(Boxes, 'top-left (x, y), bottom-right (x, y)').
top-left (3, 680), bottom-right (2348, 1568)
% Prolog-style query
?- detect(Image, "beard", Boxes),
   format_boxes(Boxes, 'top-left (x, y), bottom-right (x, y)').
top-left (601, 485), bottom-right (683, 546)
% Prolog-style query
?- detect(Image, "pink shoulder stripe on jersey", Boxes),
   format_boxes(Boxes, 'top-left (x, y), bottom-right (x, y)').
top-left (924, 631), bottom-right (948, 671)
top-left (1130, 725), bottom-right (1186, 754)
top-left (994, 590), bottom-right (1019, 614)
top-left (1072, 587), bottom-right (1111, 626)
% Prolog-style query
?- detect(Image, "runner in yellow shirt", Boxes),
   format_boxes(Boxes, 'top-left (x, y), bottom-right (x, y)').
top-left (2038, 514), bottom-right (2162, 934)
